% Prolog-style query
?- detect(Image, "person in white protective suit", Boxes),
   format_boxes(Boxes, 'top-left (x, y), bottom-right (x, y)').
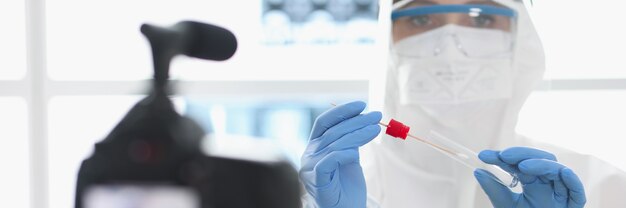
top-left (299, 0), bottom-right (626, 207)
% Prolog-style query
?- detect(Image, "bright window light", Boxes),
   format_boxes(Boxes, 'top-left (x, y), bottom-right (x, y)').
top-left (0, 97), bottom-right (29, 207)
top-left (0, 1), bottom-right (26, 80)
top-left (46, 0), bottom-right (380, 81)
top-left (528, 0), bottom-right (626, 79)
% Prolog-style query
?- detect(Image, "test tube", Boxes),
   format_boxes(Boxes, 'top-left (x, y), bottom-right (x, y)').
top-left (420, 130), bottom-right (519, 188)
top-left (380, 118), bottom-right (518, 187)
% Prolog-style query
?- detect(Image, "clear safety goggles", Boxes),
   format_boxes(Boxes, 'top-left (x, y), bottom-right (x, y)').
top-left (391, 0), bottom-right (518, 58)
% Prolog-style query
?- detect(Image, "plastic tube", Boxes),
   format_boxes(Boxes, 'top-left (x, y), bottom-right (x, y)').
top-left (422, 131), bottom-right (519, 188)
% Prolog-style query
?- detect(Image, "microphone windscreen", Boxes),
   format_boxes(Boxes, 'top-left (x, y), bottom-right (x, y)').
top-left (177, 21), bottom-right (238, 61)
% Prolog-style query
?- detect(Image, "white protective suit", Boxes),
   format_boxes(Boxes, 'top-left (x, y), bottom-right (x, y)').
top-left (359, 0), bottom-right (626, 207)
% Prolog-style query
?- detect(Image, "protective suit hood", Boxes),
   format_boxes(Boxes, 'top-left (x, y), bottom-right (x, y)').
top-left (364, 0), bottom-right (546, 206)
top-left (383, 0), bottom-right (545, 150)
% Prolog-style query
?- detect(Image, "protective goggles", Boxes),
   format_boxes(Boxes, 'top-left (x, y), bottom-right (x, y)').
top-left (391, 0), bottom-right (518, 58)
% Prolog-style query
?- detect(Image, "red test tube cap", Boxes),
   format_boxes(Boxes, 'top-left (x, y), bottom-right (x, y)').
top-left (385, 119), bottom-right (410, 140)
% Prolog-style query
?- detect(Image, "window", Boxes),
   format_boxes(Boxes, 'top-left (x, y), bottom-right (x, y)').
top-left (0, 0), bottom-right (26, 80)
top-left (527, 0), bottom-right (626, 79)
top-left (0, 98), bottom-right (29, 208)
top-left (0, 1), bottom-right (29, 207)
top-left (47, 0), bottom-right (380, 81)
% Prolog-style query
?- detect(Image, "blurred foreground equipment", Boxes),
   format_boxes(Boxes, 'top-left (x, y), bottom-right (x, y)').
top-left (74, 20), bottom-right (302, 208)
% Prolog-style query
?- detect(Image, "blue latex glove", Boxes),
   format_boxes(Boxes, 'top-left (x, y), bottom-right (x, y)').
top-left (475, 147), bottom-right (586, 208)
top-left (299, 101), bottom-right (382, 208)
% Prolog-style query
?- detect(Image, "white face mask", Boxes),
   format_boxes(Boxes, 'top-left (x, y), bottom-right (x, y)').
top-left (393, 25), bottom-right (515, 106)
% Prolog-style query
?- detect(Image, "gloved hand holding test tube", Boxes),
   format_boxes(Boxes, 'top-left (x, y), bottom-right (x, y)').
top-left (331, 103), bottom-right (520, 188)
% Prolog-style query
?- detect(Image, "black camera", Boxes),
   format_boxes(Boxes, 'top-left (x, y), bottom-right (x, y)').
top-left (74, 21), bottom-right (302, 208)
